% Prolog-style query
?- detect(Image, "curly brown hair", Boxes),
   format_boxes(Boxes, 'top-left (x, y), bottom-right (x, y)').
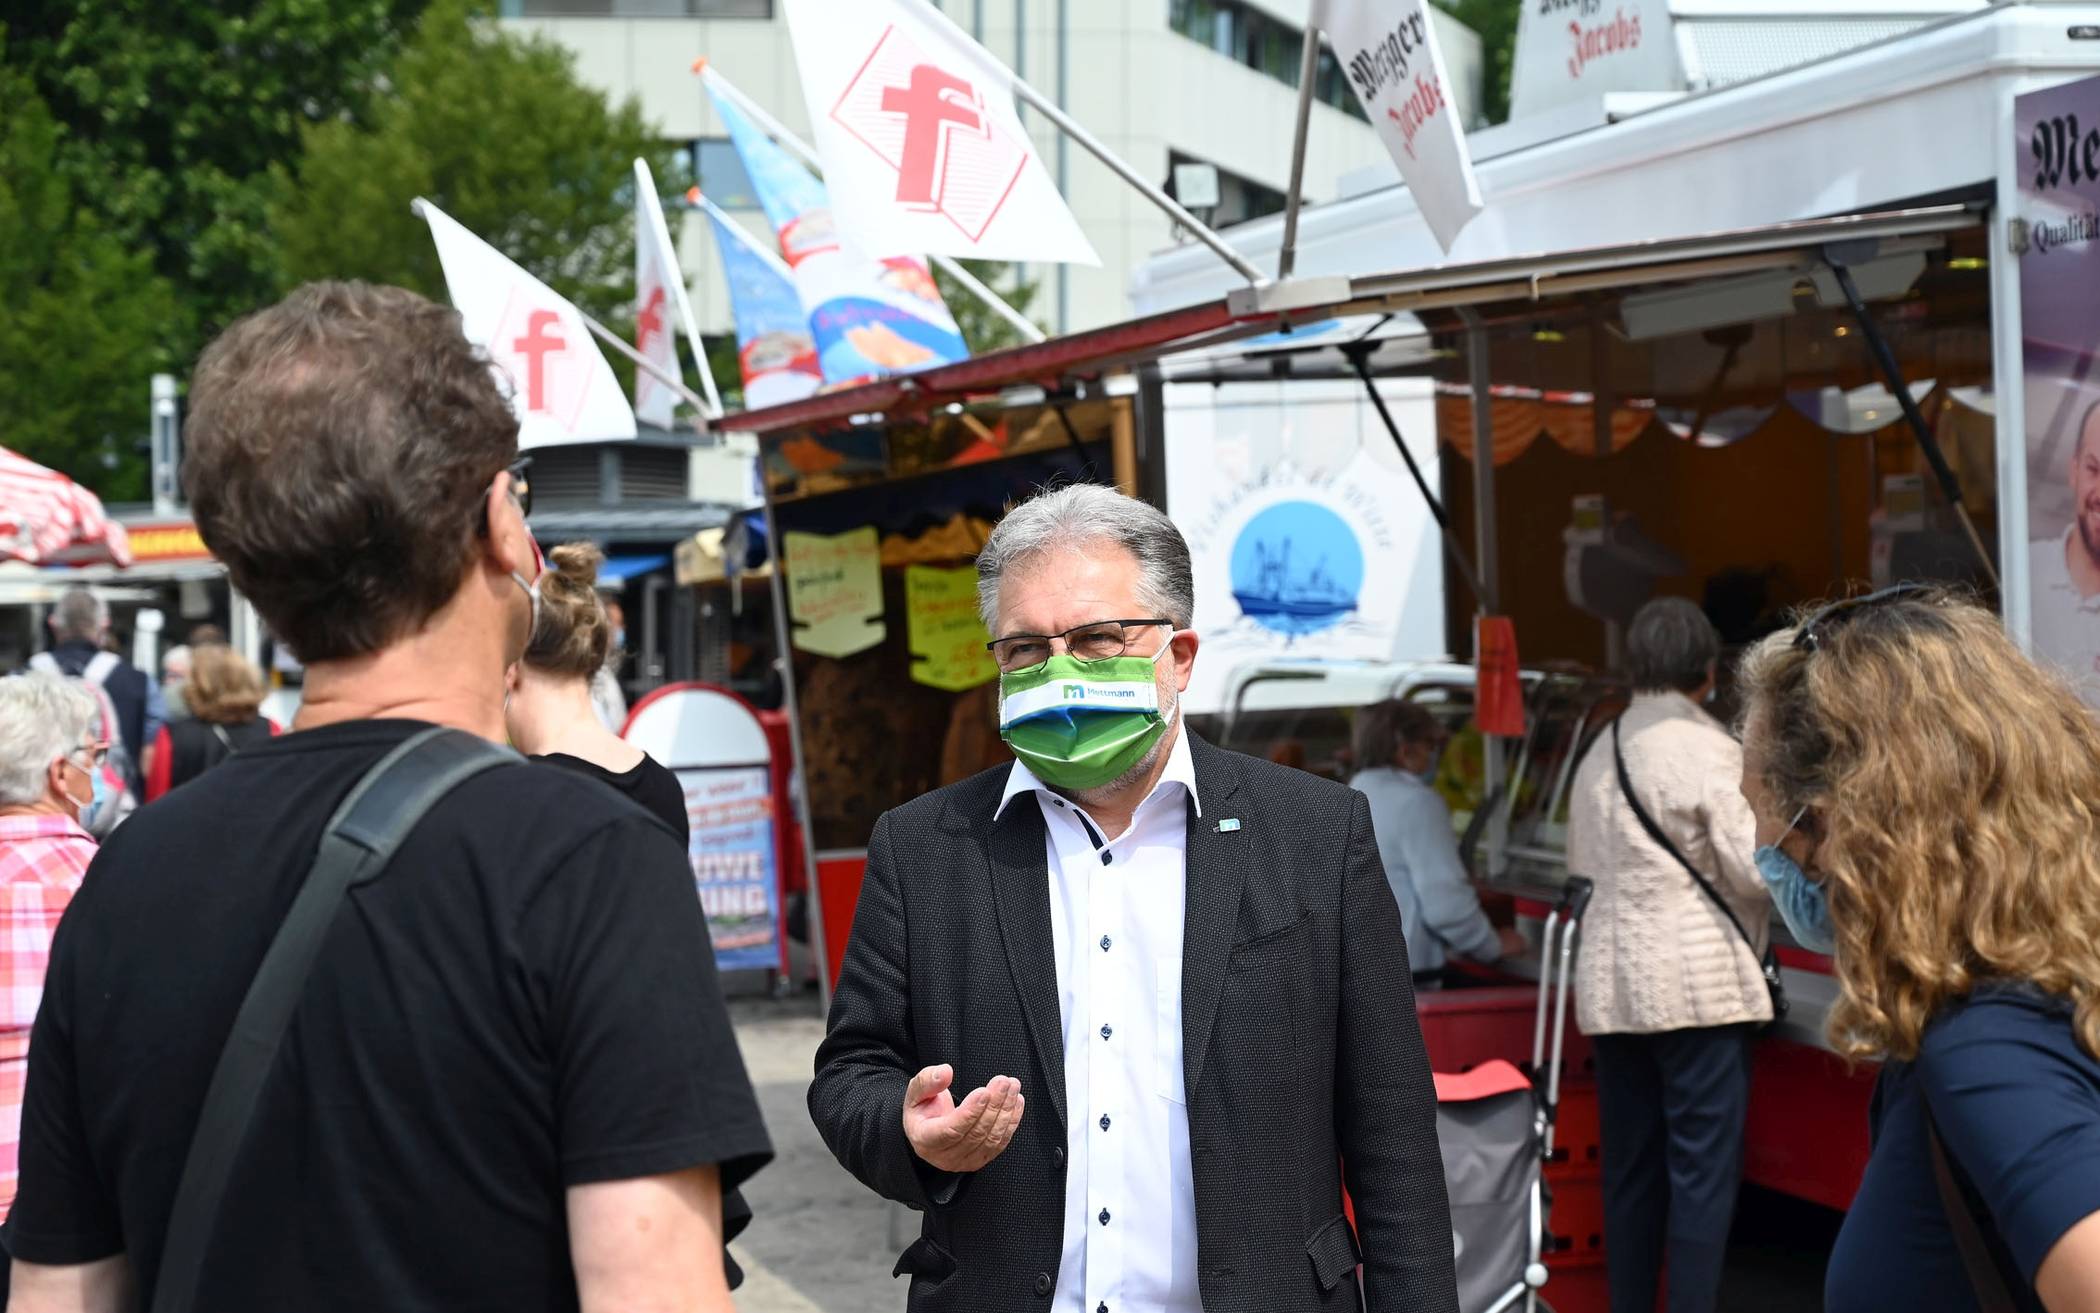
top-left (1737, 590), bottom-right (2100, 1063)
top-left (523, 542), bottom-right (613, 681)
top-left (184, 281), bottom-right (518, 662)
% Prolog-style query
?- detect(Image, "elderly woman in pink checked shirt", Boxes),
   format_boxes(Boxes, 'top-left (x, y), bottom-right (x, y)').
top-left (0, 673), bottom-right (104, 1220)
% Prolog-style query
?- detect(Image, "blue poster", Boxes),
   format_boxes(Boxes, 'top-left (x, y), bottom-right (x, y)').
top-left (681, 766), bottom-right (782, 971)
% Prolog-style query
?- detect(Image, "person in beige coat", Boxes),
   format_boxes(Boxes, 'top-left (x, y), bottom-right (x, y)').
top-left (1566, 597), bottom-right (1770, 1313)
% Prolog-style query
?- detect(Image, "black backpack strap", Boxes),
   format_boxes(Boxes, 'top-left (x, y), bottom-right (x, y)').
top-left (1927, 1111), bottom-right (2021, 1312)
top-left (149, 727), bottom-right (516, 1313)
top-left (1610, 718), bottom-right (1760, 954)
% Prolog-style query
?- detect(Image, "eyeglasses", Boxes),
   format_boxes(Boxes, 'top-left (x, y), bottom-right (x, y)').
top-left (987, 619), bottom-right (1173, 672)
top-left (478, 456), bottom-right (534, 535)
top-left (502, 456), bottom-right (533, 518)
top-left (69, 741), bottom-right (108, 771)
top-left (1792, 583), bottom-right (1936, 653)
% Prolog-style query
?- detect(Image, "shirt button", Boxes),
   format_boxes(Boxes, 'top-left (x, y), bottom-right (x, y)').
top-left (1100, 1114), bottom-right (1111, 1131)
top-left (1099, 1207), bottom-right (1111, 1225)
top-left (1101, 851), bottom-right (1113, 865)
top-left (1099, 935), bottom-right (1112, 952)
top-left (1099, 1305), bottom-right (1109, 1313)
top-left (1100, 1023), bottom-right (1112, 1040)
top-left (1034, 1272), bottom-right (1053, 1297)
top-left (1052, 1145), bottom-right (1065, 1166)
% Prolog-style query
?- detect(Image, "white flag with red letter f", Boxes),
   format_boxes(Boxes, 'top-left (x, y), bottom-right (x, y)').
top-left (1312, 0), bottom-right (1484, 252)
top-left (781, 0), bottom-right (1097, 265)
top-left (416, 198), bottom-right (638, 448)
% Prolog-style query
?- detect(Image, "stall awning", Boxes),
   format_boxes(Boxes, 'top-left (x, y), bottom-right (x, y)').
top-left (527, 504), bottom-right (732, 545)
top-left (599, 553), bottom-right (673, 583)
top-left (713, 203), bottom-right (1984, 438)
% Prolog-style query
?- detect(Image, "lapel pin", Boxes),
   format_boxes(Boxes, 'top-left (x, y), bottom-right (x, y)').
top-left (1217, 818), bottom-right (1241, 833)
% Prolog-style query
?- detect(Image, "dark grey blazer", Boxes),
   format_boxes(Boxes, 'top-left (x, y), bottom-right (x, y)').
top-left (808, 734), bottom-right (1459, 1313)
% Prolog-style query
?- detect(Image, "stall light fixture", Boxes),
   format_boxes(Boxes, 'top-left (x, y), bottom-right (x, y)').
top-left (999, 385), bottom-right (1049, 408)
top-left (1103, 373), bottom-right (1141, 397)
top-left (1947, 257), bottom-right (1988, 271)
top-left (945, 403), bottom-right (965, 415)
top-left (1532, 329), bottom-right (1567, 343)
top-left (1834, 326), bottom-right (1851, 337)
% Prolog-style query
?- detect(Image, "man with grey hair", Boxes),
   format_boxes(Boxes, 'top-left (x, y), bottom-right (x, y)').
top-left (811, 483), bottom-right (1457, 1312)
top-left (31, 587), bottom-right (161, 795)
top-left (1565, 595), bottom-right (1768, 1313)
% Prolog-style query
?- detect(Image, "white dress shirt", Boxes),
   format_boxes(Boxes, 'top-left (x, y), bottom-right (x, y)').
top-left (2029, 528), bottom-right (2100, 704)
top-left (994, 726), bottom-right (1203, 1313)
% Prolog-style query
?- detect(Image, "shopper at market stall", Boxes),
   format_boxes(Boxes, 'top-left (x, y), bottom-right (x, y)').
top-left (1738, 586), bottom-right (2100, 1311)
top-left (5, 281), bottom-right (770, 1313)
top-left (142, 644), bottom-right (276, 802)
top-left (0, 674), bottom-right (103, 1222)
top-left (1566, 595), bottom-right (1770, 1313)
top-left (33, 588), bottom-right (162, 797)
top-left (810, 482), bottom-right (1458, 1313)
top-left (1350, 697), bottom-right (1524, 988)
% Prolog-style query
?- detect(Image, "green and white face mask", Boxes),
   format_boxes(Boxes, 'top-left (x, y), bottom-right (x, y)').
top-left (998, 639), bottom-right (1177, 793)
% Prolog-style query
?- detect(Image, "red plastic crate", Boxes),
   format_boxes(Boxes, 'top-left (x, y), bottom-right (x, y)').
top-left (1543, 1169), bottom-right (1606, 1262)
top-left (1545, 1079), bottom-right (1602, 1176)
top-left (1538, 1252), bottom-right (1611, 1313)
top-left (1417, 986), bottom-right (1596, 1080)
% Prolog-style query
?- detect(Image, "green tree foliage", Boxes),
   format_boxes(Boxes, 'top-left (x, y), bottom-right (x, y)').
top-left (933, 259), bottom-right (1044, 356)
top-left (4, 0), bottom-right (428, 345)
top-left (1434, 0), bottom-right (1521, 125)
top-left (273, 0), bottom-right (687, 347)
top-left (0, 54), bottom-right (178, 500)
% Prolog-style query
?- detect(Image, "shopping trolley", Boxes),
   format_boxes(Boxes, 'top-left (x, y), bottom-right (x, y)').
top-left (1435, 876), bottom-right (1594, 1313)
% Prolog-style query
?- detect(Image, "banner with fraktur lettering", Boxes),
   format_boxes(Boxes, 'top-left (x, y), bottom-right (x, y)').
top-left (1313, 0), bottom-right (1483, 252)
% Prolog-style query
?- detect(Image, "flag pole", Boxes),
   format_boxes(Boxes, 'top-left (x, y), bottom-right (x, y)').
top-left (1276, 26), bottom-right (1322, 281)
top-left (694, 192), bottom-right (798, 280)
top-left (580, 313), bottom-right (718, 423)
top-left (897, 0), bottom-right (1266, 285)
top-left (636, 158), bottom-right (728, 420)
top-left (696, 62), bottom-right (1049, 344)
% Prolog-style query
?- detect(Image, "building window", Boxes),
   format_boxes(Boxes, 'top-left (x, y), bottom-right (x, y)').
top-left (691, 139), bottom-right (759, 210)
top-left (503, 0), bottom-right (773, 17)
top-left (1168, 150), bottom-right (1290, 228)
top-left (1167, 0), bottom-right (1367, 121)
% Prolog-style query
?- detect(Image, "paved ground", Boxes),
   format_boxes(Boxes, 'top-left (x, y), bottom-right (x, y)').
top-left (724, 992), bottom-right (1833, 1312)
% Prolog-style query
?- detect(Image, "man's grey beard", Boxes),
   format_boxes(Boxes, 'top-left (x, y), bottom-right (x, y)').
top-left (1068, 680), bottom-right (1181, 809)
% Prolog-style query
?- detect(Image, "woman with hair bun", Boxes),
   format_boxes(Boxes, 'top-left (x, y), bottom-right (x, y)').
top-left (506, 543), bottom-right (686, 839)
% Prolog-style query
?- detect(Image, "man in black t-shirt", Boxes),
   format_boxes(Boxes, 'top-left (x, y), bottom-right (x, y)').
top-left (6, 282), bottom-right (770, 1313)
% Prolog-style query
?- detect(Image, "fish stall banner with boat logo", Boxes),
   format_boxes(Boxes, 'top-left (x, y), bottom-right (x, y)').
top-left (1164, 377), bottom-right (1448, 716)
top-left (704, 80), bottom-right (969, 388)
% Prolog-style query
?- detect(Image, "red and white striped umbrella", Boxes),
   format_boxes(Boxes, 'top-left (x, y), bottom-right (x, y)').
top-left (0, 447), bottom-right (132, 568)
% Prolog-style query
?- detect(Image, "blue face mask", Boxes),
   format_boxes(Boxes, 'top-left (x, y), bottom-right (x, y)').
top-left (1755, 807), bottom-right (1833, 954)
top-left (64, 754), bottom-right (109, 832)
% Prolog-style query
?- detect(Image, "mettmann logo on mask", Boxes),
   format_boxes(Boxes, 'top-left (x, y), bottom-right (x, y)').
top-left (997, 644), bottom-right (1176, 792)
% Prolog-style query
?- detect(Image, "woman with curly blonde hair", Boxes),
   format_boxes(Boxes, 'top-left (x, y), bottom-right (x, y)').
top-left (1736, 586), bottom-right (2100, 1312)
